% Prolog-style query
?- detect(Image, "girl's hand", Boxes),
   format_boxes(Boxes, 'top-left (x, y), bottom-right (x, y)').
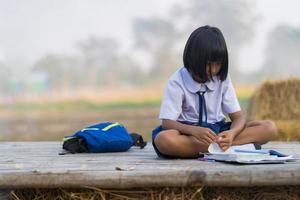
top-left (217, 130), bottom-right (235, 151)
top-left (188, 126), bottom-right (217, 146)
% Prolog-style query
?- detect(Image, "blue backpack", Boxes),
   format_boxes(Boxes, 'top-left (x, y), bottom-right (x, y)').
top-left (61, 122), bottom-right (147, 154)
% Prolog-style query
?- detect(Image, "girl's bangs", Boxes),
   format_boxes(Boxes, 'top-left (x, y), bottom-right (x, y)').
top-left (207, 45), bottom-right (226, 63)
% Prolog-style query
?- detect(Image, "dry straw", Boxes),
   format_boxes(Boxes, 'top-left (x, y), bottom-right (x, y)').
top-left (11, 187), bottom-right (205, 200)
top-left (10, 186), bottom-right (300, 200)
top-left (248, 78), bottom-right (300, 141)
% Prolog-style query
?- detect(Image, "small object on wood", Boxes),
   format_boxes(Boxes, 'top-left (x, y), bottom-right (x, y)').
top-left (115, 166), bottom-right (135, 171)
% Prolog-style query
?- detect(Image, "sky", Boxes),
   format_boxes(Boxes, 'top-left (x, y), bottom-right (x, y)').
top-left (0, 0), bottom-right (177, 61)
top-left (0, 0), bottom-right (299, 73)
top-left (241, 0), bottom-right (300, 73)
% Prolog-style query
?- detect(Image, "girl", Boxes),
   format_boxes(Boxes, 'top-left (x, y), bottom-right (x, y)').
top-left (152, 25), bottom-right (277, 158)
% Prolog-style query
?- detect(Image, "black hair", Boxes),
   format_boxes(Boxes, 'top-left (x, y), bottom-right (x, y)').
top-left (183, 25), bottom-right (228, 82)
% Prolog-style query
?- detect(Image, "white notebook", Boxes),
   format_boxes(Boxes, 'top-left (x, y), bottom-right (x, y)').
top-left (202, 143), bottom-right (295, 164)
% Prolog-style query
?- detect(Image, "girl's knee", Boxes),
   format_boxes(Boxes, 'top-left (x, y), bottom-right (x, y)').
top-left (154, 130), bottom-right (180, 153)
top-left (262, 120), bottom-right (278, 139)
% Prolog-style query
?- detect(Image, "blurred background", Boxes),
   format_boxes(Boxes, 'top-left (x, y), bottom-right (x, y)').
top-left (0, 0), bottom-right (299, 141)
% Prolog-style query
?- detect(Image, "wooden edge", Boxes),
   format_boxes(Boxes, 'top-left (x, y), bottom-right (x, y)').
top-left (0, 168), bottom-right (300, 189)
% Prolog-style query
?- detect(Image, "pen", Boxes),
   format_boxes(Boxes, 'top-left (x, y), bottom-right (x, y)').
top-left (234, 149), bottom-right (269, 154)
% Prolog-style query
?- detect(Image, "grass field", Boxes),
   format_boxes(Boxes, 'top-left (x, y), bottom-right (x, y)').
top-left (0, 89), bottom-right (251, 142)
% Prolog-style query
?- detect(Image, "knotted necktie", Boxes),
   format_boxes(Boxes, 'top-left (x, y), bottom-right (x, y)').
top-left (196, 89), bottom-right (207, 125)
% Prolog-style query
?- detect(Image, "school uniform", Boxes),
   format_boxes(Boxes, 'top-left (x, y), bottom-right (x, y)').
top-left (152, 67), bottom-right (241, 158)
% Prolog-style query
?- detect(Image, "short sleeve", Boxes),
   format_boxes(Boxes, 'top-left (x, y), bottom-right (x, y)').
top-left (159, 78), bottom-right (184, 120)
top-left (222, 76), bottom-right (241, 114)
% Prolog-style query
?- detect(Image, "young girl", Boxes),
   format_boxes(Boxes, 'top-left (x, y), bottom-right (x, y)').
top-left (152, 25), bottom-right (277, 158)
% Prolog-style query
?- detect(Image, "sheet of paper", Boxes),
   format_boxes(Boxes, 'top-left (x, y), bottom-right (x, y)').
top-left (208, 142), bottom-right (256, 154)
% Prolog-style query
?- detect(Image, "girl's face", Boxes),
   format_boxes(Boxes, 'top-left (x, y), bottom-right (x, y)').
top-left (206, 61), bottom-right (222, 79)
top-left (192, 61), bottom-right (222, 83)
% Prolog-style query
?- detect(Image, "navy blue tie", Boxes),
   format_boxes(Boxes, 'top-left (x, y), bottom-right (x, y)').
top-left (196, 90), bottom-right (207, 126)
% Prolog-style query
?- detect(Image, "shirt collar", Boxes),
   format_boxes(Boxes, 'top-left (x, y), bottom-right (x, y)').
top-left (180, 67), bottom-right (216, 93)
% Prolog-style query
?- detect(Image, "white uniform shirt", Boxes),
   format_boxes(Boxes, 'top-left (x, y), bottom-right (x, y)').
top-left (159, 67), bottom-right (241, 123)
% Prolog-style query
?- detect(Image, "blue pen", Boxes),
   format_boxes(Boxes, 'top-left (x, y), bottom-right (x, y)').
top-left (234, 149), bottom-right (269, 154)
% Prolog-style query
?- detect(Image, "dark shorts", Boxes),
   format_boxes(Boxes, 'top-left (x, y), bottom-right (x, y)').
top-left (152, 120), bottom-right (232, 158)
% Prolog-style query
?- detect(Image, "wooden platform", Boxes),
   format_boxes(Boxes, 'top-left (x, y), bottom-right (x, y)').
top-left (0, 142), bottom-right (299, 189)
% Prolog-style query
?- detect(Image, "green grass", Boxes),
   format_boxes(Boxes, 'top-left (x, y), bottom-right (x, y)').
top-left (0, 99), bottom-right (162, 111)
top-left (0, 95), bottom-right (250, 111)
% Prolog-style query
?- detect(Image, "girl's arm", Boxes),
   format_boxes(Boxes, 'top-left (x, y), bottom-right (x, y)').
top-left (217, 111), bottom-right (246, 151)
top-left (228, 111), bottom-right (246, 137)
top-left (162, 119), bottom-right (217, 145)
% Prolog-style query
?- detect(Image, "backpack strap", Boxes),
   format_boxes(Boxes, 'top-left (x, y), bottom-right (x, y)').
top-left (130, 133), bottom-right (147, 149)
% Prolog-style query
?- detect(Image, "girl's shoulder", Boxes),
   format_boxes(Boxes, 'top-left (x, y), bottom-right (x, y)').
top-left (222, 74), bottom-right (233, 87)
top-left (166, 67), bottom-right (185, 86)
top-left (169, 67), bottom-right (184, 80)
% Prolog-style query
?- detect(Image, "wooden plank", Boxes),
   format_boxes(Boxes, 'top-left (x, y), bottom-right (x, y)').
top-left (0, 142), bottom-right (299, 188)
top-left (0, 190), bottom-right (9, 200)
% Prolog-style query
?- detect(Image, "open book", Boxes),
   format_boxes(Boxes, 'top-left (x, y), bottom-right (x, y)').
top-left (200, 143), bottom-right (295, 164)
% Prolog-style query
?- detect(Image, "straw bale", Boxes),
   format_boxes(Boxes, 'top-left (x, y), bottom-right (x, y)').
top-left (248, 78), bottom-right (300, 120)
top-left (248, 78), bottom-right (300, 141)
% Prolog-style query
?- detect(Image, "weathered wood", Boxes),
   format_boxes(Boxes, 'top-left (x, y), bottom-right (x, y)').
top-left (0, 142), bottom-right (299, 189)
top-left (0, 190), bottom-right (9, 200)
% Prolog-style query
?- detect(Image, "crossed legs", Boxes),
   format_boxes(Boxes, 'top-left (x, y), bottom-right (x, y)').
top-left (154, 120), bottom-right (277, 158)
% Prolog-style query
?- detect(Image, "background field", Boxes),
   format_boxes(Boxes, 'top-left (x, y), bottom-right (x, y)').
top-left (0, 86), bottom-right (253, 141)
